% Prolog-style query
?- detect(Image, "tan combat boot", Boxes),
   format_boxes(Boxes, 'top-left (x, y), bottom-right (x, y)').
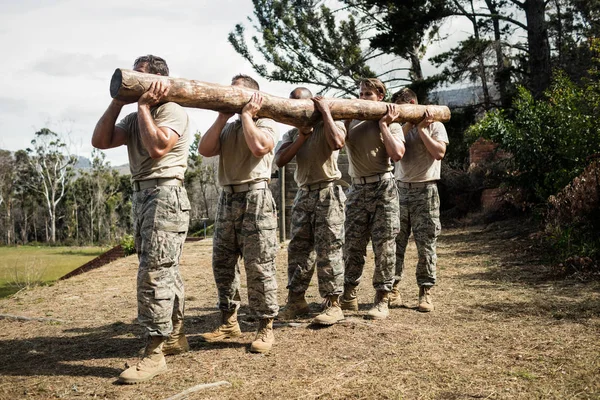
top-left (312, 294), bottom-right (344, 326)
top-left (388, 280), bottom-right (402, 308)
top-left (162, 319), bottom-right (189, 355)
top-left (366, 291), bottom-right (390, 320)
top-left (199, 309), bottom-right (242, 342)
top-left (278, 290), bottom-right (310, 320)
top-left (340, 284), bottom-right (359, 311)
top-left (250, 318), bottom-right (275, 353)
top-left (418, 286), bottom-right (434, 312)
top-left (118, 336), bottom-right (167, 384)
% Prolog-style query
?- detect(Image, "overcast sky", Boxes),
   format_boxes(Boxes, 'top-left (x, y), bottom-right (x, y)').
top-left (0, 0), bottom-right (466, 166)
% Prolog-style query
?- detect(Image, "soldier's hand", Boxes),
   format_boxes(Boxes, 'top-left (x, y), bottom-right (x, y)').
top-left (138, 81), bottom-right (170, 107)
top-left (242, 92), bottom-right (263, 118)
top-left (298, 126), bottom-right (314, 137)
top-left (379, 104), bottom-right (400, 126)
top-left (417, 108), bottom-right (434, 130)
top-left (312, 96), bottom-right (330, 114)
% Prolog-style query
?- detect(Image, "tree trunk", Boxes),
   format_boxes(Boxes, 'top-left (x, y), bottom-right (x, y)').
top-left (110, 69), bottom-right (451, 126)
top-left (524, 0), bottom-right (551, 98)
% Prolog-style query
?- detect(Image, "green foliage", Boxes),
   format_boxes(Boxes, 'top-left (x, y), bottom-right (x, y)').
top-left (467, 70), bottom-right (600, 203)
top-left (120, 234), bottom-right (136, 256)
top-left (228, 0), bottom-right (380, 96)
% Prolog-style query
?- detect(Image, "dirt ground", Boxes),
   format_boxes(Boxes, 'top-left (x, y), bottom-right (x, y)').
top-left (0, 217), bottom-right (599, 400)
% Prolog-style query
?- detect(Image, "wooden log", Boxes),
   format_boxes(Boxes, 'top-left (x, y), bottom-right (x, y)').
top-left (110, 69), bottom-right (451, 127)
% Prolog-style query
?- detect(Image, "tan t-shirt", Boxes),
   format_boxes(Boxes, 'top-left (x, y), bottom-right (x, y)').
top-left (218, 117), bottom-right (279, 186)
top-left (394, 121), bottom-right (449, 182)
top-left (117, 102), bottom-right (190, 181)
top-left (345, 119), bottom-right (404, 178)
top-left (280, 121), bottom-right (345, 187)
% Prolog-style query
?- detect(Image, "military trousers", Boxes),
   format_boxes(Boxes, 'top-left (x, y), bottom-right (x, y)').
top-left (287, 185), bottom-right (345, 298)
top-left (344, 178), bottom-right (399, 292)
top-left (133, 186), bottom-right (190, 337)
top-left (395, 182), bottom-right (441, 287)
top-left (213, 188), bottom-right (279, 319)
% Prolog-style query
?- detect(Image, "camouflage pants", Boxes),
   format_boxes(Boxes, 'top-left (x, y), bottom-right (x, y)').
top-left (344, 178), bottom-right (399, 292)
top-left (395, 183), bottom-right (441, 287)
top-left (133, 186), bottom-right (190, 337)
top-left (213, 189), bottom-right (279, 319)
top-left (287, 185), bottom-right (345, 298)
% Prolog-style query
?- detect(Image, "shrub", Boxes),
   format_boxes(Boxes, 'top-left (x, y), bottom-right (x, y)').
top-left (467, 71), bottom-right (600, 203)
top-left (120, 234), bottom-right (136, 256)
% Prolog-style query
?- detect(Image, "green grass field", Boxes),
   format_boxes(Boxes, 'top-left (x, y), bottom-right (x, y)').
top-left (0, 246), bottom-right (107, 298)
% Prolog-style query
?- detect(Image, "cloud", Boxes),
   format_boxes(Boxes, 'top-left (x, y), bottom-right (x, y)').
top-left (0, 97), bottom-right (29, 115)
top-left (31, 52), bottom-right (130, 79)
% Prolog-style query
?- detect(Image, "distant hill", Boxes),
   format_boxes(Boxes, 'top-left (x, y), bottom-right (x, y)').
top-left (73, 156), bottom-right (130, 176)
top-left (431, 86), bottom-right (499, 107)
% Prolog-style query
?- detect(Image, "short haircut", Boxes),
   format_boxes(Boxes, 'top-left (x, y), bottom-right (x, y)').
top-left (359, 78), bottom-right (387, 98)
top-left (289, 87), bottom-right (313, 99)
top-left (133, 55), bottom-right (169, 76)
top-left (231, 74), bottom-right (260, 90)
top-left (392, 88), bottom-right (418, 104)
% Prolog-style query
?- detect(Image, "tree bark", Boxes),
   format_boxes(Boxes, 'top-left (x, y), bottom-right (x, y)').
top-left (524, 0), bottom-right (551, 98)
top-left (110, 69), bottom-right (451, 126)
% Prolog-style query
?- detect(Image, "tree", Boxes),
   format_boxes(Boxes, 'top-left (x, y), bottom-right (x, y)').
top-left (228, 0), bottom-right (379, 97)
top-left (185, 132), bottom-right (219, 226)
top-left (0, 150), bottom-right (16, 244)
top-left (25, 128), bottom-right (77, 243)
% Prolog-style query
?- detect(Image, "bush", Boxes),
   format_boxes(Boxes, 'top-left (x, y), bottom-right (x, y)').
top-left (544, 158), bottom-right (600, 276)
top-left (467, 71), bottom-right (600, 203)
top-left (120, 234), bottom-right (136, 256)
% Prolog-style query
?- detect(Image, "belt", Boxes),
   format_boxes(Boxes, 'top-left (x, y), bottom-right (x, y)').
top-left (222, 181), bottom-right (268, 193)
top-left (396, 180), bottom-right (436, 189)
top-left (133, 178), bottom-right (183, 191)
top-left (351, 172), bottom-right (394, 185)
top-left (300, 182), bottom-right (335, 192)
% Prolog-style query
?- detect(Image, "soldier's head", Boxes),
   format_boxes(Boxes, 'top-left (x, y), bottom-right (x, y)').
top-left (289, 87), bottom-right (313, 100)
top-left (358, 78), bottom-right (386, 102)
top-left (133, 55), bottom-right (169, 76)
top-left (392, 88), bottom-right (418, 105)
top-left (231, 74), bottom-right (260, 90)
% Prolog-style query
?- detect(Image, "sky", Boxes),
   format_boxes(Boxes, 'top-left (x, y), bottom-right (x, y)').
top-left (0, 0), bottom-right (467, 167)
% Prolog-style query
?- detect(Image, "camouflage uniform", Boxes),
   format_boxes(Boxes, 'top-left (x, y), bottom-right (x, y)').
top-left (395, 184), bottom-right (441, 286)
top-left (209, 115), bottom-right (280, 319)
top-left (133, 186), bottom-right (190, 336)
top-left (394, 120), bottom-right (448, 289)
top-left (213, 188), bottom-right (279, 318)
top-left (343, 118), bottom-right (403, 293)
top-left (344, 178), bottom-right (399, 291)
top-left (116, 101), bottom-right (191, 338)
top-left (287, 185), bottom-right (345, 297)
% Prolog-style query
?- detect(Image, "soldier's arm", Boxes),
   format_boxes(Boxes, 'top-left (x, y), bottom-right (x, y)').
top-left (137, 81), bottom-right (179, 159)
top-left (313, 96), bottom-right (345, 150)
top-left (417, 110), bottom-right (446, 160)
top-left (92, 99), bottom-right (129, 149)
top-left (240, 92), bottom-right (274, 157)
top-left (200, 113), bottom-right (231, 157)
top-left (275, 129), bottom-right (311, 168)
top-left (379, 104), bottom-right (405, 162)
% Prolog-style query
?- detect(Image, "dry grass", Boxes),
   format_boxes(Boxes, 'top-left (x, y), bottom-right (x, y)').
top-left (0, 218), bottom-right (598, 400)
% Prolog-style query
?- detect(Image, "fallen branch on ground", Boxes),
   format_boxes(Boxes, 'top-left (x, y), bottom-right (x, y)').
top-left (163, 381), bottom-right (232, 400)
top-left (0, 313), bottom-right (66, 323)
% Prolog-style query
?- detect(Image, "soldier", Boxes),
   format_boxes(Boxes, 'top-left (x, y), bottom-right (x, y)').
top-left (198, 74), bottom-right (279, 353)
top-left (391, 88), bottom-right (448, 312)
top-left (275, 87), bottom-right (346, 325)
top-left (92, 55), bottom-right (191, 383)
top-left (340, 78), bottom-right (405, 320)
